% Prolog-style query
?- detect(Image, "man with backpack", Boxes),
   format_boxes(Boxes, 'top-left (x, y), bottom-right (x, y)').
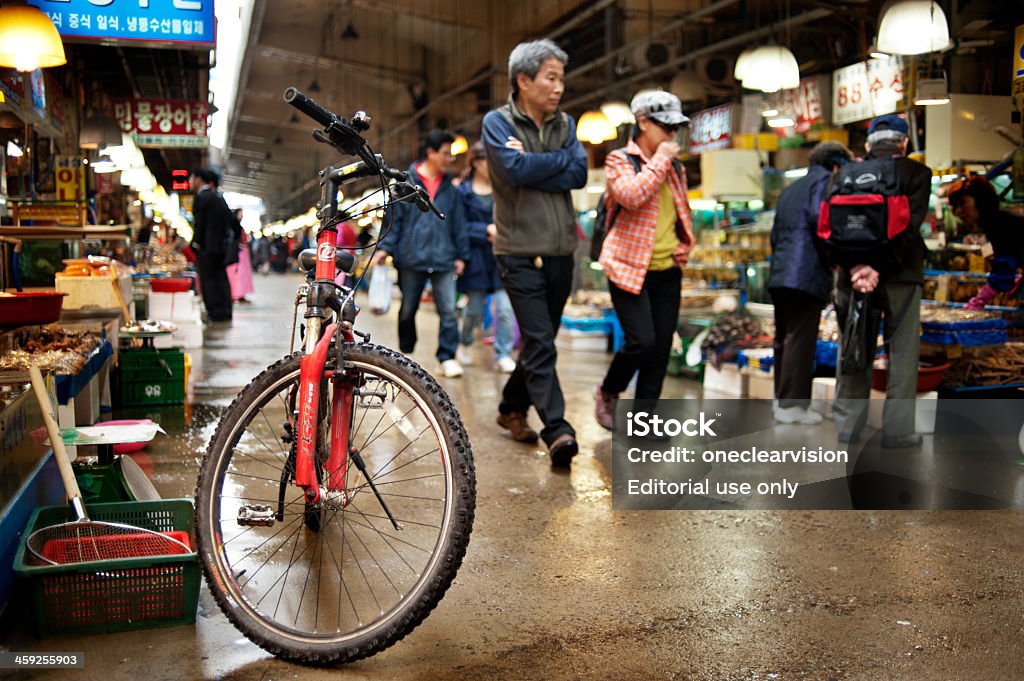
top-left (827, 114), bottom-right (932, 449)
top-left (592, 91), bottom-right (694, 431)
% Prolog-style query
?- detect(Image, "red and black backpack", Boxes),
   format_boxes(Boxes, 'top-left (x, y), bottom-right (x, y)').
top-left (817, 157), bottom-right (910, 268)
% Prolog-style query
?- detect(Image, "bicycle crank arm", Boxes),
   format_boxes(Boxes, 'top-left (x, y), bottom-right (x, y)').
top-left (349, 448), bottom-right (402, 530)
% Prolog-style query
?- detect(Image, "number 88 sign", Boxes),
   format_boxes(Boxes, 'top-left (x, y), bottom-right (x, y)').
top-left (832, 56), bottom-right (905, 126)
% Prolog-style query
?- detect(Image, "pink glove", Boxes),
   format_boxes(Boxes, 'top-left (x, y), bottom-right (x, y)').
top-left (965, 284), bottom-right (998, 310)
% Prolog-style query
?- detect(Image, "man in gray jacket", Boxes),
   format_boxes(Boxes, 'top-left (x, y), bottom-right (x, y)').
top-left (482, 39), bottom-right (588, 467)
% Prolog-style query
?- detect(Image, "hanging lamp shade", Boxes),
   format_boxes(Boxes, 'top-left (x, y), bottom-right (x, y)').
top-left (876, 0), bottom-right (951, 55)
top-left (576, 110), bottom-right (617, 145)
top-left (0, 5), bottom-right (66, 72)
top-left (599, 101), bottom-right (634, 127)
top-left (450, 134), bottom-right (468, 156)
top-left (79, 113), bottom-right (123, 150)
top-left (733, 47), bottom-right (756, 82)
top-left (740, 45), bottom-right (800, 93)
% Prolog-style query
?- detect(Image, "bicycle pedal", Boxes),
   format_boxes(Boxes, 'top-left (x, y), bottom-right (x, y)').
top-left (237, 504), bottom-right (276, 527)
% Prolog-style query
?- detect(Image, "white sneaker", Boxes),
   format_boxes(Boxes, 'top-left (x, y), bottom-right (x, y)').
top-left (774, 405), bottom-right (823, 425)
top-left (440, 359), bottom-right (464, 378)
top-left (456, 345), bottom-right (473, 366)
top-left (496, 356), bottom-right (517, 373)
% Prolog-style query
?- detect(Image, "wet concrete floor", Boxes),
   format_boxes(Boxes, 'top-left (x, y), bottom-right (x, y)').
top-left (4, 272), bottom-right (1024, 680)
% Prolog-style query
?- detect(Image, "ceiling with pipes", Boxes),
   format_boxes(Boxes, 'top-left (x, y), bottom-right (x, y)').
top-left (220, 0), bottom-right (1017, 218)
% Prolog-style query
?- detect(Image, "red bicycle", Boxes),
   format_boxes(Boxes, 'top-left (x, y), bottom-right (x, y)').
top-left (194, 88), bottom-right (476, 664)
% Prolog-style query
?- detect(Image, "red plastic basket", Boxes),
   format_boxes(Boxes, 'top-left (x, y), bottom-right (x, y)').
top-left (149, 278), bottom-right (192, 293)
top-left (40, 530), bottom-right (192, 564)
top-left (0, 291), bottom-right (68, 327)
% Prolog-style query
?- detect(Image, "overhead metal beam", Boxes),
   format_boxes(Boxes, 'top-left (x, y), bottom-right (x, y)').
top-left (256, 45), bottom-right (425, 82)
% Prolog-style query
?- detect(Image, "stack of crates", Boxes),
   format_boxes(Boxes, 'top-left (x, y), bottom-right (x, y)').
top-left (117, 347), bottom-right (186, 406)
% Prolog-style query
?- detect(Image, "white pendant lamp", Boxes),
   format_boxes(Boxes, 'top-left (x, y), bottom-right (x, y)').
top-left (734, 47), bottom-right (756, 82)
top-left (576, 110), bottom-right (617, 145)
top-left (876, 0), bottom-right (951, 55)
top-left (599, 101), bottom-right (634, 127)
top-left (740, 45), bottom-right (800, 93)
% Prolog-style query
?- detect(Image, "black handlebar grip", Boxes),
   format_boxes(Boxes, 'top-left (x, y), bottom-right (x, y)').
top-left (283, 87), bottom-right (335, 127)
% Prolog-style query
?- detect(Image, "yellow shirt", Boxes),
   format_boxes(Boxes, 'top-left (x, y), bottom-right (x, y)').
top-left (649, 182), bottom-right (680, 271)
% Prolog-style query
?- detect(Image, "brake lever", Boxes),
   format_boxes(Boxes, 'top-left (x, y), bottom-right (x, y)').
top-left (414, 186), bottom-right (445, 220)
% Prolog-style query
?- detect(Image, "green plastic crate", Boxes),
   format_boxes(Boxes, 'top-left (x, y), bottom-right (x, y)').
top-left (118, 348), bottom-right (185, 405)
top-left (14, 499), bottom-right (199, 638)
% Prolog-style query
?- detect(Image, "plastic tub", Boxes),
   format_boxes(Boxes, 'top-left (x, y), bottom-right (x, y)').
top-left (149, 278), bottom-right (192, 293)
top-left (872, 361), bottom-right (952, 393)
top-left (0, 291), bottom-right (68, 327)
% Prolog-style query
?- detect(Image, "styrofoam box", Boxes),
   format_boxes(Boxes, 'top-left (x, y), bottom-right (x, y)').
top-left (555, 328), bottom-right (608, 353)
top-left (743, 367), bottom-right (774, 400)
top-left (867, 389), bottom-right (938, 434)
top-left (148, 291), bottom-right (198, 322)
top-left (153, 318), bottom-right (204, 349)
top-left (56, 274), bottom-right (132, 310)
top-left (703, 363), bottom-right (747, 397)
top-left (812, 377), bottom-right (837, 418)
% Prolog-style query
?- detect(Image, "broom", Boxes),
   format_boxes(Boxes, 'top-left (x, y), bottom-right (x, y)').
top-left (25, 366), bottom-right (191, 566)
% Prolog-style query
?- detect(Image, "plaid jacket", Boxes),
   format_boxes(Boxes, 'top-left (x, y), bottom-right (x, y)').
top-left (598, 140), bottom-right (694, 294)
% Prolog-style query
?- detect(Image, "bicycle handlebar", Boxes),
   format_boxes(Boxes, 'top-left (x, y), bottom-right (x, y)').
top-left (283, 85), bottom-right (445, 220)
top-left (283, 87), bottom-right (335, 127)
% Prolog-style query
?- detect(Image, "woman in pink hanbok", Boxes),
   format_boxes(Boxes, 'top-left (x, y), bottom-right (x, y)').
top-left (227, 209), bottom-right (255, 303)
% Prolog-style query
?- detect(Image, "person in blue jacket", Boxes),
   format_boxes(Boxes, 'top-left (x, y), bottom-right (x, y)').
top-left (768, 141), bottom-right (853, 424)
top-left (456, 142), bottom-right (518, 374)
top-left (373, 129), bottom-right (469, 378)
top-left (482, 39), bottom-right (588, 467)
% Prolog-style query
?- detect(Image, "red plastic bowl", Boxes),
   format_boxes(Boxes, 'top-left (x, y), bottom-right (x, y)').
top-left (872, 361), bottom-right (952, 393)
top-left (150, 278), bottom-right (192, 293)
top-left (0, 291), bottom-right (68, 327)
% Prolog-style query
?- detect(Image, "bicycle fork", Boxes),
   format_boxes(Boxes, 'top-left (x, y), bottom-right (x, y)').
top-left (290, 318), bottom-right (401, 530)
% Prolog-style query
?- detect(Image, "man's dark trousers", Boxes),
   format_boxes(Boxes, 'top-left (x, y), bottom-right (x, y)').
top-left (497, 254), bottom-right (575, 446)
top-left (197, 251), bottom-right (233, 321)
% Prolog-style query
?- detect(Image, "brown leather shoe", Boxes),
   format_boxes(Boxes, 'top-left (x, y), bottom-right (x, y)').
top-left (496, 411), bottom-right (539, 443)
top-left (548, 433), bottom-right (578, 468)
top-left (594, 386), bottom-right (616, 430)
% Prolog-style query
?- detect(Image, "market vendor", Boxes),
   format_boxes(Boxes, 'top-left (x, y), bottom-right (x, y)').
top-left (948, 176), bottom-right (1024, 309)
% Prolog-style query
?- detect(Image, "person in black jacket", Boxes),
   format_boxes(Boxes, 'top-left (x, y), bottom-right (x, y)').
top-left (768, 142), bottom-right (853, 425)
top-left (833, 114), bottom-right (932, 449)
top-left (372, 130), bottom-right (469, 378)
top-left (190, 168), bottom-right (234, 323)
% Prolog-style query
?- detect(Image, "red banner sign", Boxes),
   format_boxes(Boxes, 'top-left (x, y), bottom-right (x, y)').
top-left (688, 104), bottom-right (734, 155)
top-left (113, 98), bottom-right (208, 148)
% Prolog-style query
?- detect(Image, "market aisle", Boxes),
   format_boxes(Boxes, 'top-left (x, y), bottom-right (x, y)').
top-left (3, 272), bottom-right (1024, 681)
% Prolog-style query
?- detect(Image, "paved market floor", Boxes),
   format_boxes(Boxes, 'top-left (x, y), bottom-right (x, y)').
top-left (4, 273), bottom-right (1023, 681)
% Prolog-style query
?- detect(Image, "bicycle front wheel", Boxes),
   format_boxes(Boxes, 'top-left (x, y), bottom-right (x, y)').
top-left (194, 344), bottom-right (475, 664)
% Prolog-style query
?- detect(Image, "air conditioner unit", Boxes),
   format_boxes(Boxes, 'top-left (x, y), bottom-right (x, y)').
top-left (696, 56), bottom-right (734, 87)
top-left (631, 41), bottom-right (674, 71)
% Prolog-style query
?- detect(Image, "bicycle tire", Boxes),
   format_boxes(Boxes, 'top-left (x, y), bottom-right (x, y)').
top-left (195, 344), bottom-right (475, 664)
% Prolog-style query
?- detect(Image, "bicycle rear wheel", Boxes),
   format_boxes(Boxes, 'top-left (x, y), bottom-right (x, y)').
top-left (194, 343), bottom-right (475, 664)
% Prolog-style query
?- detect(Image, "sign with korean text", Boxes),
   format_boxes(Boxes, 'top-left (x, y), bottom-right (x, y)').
top-left (688, 104), bottom-right (734, 155)
top-left (55, 156), bottom-right (84, 201)
top-left (114, 98), bottom-right (208, 148)
top-left (27, 0), bottom-right (215, 47)
top-left (832, 56), bottom-right (904, 126)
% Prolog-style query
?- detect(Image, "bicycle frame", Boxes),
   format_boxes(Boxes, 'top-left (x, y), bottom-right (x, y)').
top-left (294, 165), bottom-right (359, 504)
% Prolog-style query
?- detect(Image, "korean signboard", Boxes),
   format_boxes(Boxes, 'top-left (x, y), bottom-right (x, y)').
top-left (55, 156), bottom-right (84, 201)
top-left (832, 56), bottom-right (905, 126)
top-left (688, 104), bottom-right (734, 155)
top-left (27, 0), bottom-right (215, 47)
top-left (114, 98), bottom-right (209, 148)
